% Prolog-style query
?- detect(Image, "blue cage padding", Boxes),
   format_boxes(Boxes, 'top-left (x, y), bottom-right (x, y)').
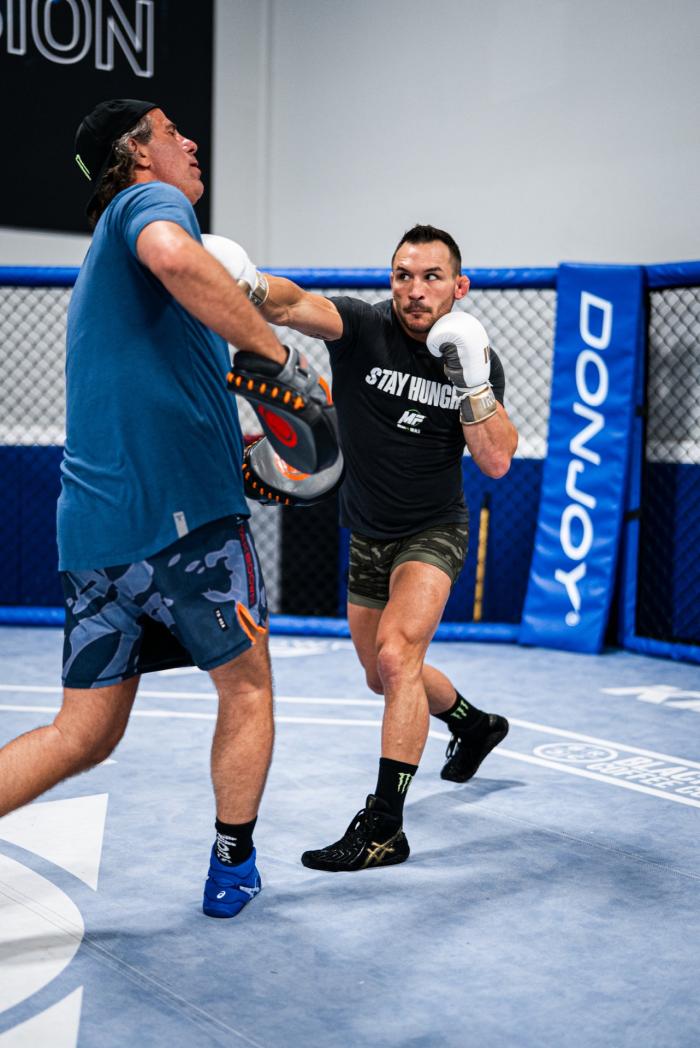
top-left (520, 264), bottom-right (646, 653)
top-left (616, 259), bottom-right (700, 665)
top-left (0, 448), bottom-right (539, 639)
top-left (1, 262), bottom-right (699, 663)
top-left (645, 260), bottom-right (700, 288)
top-left (0, 265), bottom-right (557, 291)
top-left (0, 606), bottom-right (519, 643)
top-left (0, 446), bottom-right (64, 607)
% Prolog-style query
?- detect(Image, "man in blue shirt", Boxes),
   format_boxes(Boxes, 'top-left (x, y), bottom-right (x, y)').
top-left (0, 99), bottom-right (287, 918)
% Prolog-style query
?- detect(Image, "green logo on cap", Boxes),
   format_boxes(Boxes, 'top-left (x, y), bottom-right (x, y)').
top-left (75, 154), bottom-right (91, 180)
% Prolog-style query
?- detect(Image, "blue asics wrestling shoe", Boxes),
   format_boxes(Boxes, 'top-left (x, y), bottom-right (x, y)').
top-left (202, 846), bottom-right (261, 918)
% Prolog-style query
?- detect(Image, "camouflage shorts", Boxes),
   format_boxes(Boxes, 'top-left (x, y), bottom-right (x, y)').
top-left (61, 516), bottom-right (268, 689)
top-left (348, 521), bottom-right (469, 609)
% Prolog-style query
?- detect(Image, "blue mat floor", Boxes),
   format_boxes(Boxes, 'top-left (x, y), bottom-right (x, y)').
top-left (0, 628), bottom-right (699, 1047)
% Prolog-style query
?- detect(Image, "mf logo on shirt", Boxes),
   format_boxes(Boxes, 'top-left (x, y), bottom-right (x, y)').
top-left (397, 410), bottom-right (426, 431)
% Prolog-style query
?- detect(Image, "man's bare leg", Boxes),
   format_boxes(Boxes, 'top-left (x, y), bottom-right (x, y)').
top-left (209, 634), bottom-right (274, 824)
top-left (0, 678), bottom-right (140, 817)
top-left (348, 581), bottom-right (508, 784)
top-left (202, 636), bottom-right (273, 916)
top-left (301, 563), bottom-right (451, 872)
top-left (373, 561), bottom-right (452, 763)
top-left (348, 596), bottom-right (457, 718)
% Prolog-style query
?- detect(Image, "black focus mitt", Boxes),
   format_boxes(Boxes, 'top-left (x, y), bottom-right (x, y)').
top-left (242, 436), bottom-right (344, 507)
top-left (228, 347), bottom-right (339, 474)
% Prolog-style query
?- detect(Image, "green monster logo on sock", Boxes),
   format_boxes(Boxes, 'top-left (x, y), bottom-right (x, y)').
top-left (397, 772), bottom-right (413, 794)
top-left (453, 699), bottom-right (470, 720)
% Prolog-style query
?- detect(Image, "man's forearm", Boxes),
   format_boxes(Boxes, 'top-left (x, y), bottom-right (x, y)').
top-left (259, 275), bottom-right (306, 327)
top-left (260, 276), bottom-right (344, 340)
top-left (463, 404), bottom-right (518, 479)
top-left (138, 222), bottom-right (286, 363)
top-left (162, 253), bottom-right (286, 362)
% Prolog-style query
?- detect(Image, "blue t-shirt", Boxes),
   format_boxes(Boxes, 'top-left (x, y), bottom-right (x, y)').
top-left (57, 182), bottom-right (248, 570)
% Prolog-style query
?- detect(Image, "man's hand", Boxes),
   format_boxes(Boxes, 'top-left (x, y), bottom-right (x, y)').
top-left (426, 311), bottom-right (497, 425)
top-left (199, 232), bottom-right (344, 340)
top-left (228, 347), bottom-right (339, 474)
top-left (241, 436), bottom-right (344, 506)
top-left (202, 233), bottom-right (269, 307)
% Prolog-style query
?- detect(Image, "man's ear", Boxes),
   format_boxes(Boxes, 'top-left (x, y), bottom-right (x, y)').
top-left (128, 137), bottom-right (148, 162)
top-left (454, 274), bottom-right (470, 301)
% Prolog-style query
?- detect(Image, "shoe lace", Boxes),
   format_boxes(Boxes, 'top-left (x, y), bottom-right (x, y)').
top-left (314, 810), bottom-right (372, 862)
top-left (345, 805), bottom-right (389, 843)
top-left (445, 733), bottom-right (459, 759)
top-left (350, 807), bottom-right (375, 836)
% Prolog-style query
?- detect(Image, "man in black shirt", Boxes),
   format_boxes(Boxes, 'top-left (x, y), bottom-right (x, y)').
top-left (221, 225), bottom-right (518, 871)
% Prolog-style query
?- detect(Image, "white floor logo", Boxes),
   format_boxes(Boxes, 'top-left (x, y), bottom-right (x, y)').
top-left (602, 685), bottom-right (700, 712)
top-left (0, 793), bottom-right (108, 1046)
top-left (534, 743), bottom-right (617, 763)
top-left (533, 743), bottom-right (700, 800)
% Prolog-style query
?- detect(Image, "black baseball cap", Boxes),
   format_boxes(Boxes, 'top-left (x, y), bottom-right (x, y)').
top-left (74, 98), bottom-right (158, 210)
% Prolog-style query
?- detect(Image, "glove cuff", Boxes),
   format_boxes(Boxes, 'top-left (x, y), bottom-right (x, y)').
top-left (237, 271), bottom-right (269, 307)
top-left (250, 271), bottom-right (269, 307)
top-left (458, 384), bottom-right (498, 425)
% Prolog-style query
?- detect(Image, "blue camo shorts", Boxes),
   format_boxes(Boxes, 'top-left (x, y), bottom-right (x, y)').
top-left (60, 515), bottom-right (268, 689)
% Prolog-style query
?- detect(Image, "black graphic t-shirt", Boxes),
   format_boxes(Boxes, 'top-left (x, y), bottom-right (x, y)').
top-left (325, 297), bottom-right (506, 539)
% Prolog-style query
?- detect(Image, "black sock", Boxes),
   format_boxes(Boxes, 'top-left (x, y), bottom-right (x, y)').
top-left (214, 816), bottom-right (257, 865)
top-left (435, 691), bottom-right (487, 735)
top-left (374, 757), bottom-right (418, 819)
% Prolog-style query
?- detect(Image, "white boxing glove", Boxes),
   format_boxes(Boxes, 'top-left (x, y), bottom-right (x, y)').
top-left (202, 233), bottom-right (269, 307)
top-left (426, 311), bottom-right (497, 424)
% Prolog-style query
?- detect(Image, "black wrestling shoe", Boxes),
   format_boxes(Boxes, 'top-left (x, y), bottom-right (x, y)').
top-left (301, 795), bottom-right (410, 872)
top-left (440, 714), bottom-right (509, 783)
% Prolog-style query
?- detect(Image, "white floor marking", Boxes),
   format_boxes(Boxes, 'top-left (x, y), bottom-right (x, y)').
top-left (506, 718), bottom-right (700, 770)
top-left (0, 987), bottom-right (83, 1048)
top-left (277, 716), bottom-right (381, 727)
top-left (0, 795), bottom-right (109, 891)
top-left (3, 690), bottom-right (699, 808)
top-left (603, 685), bottom-right (700, 705)
top-left (0, 685), bottom-right (62, 694)
top-left (485, 748), bottom-right (700, 811)
top-left (0, 855), bottom-right (84, 1015)
top-left (142, 692), bottom-right (382, 707)
top-left (152, 640), bottom-right (351, 673)
top-left (0, 705), bottom-right (59, 714)
top-left (280, 696), bottom-right (381, 706)
top-left (428, 726), bottom-right (700, 810)
top-left (0, 705), bottom-right (382, 726)
top-left (0, 684), bottom-right (382, 706)
top-left (152, 666), bottom-right (200, 676)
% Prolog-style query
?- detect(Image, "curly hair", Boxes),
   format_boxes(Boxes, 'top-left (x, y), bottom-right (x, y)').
top-left (87, 114), bottom-right (154, 228)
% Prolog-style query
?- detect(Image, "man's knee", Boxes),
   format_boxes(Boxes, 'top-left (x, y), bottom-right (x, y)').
top-left (53, 715), bottom-right (125, 770)
top-left (353, 648), bottom-right (383, 694)
top-left (210, 638), bottom-right (272, 699)
top-left (365, 670), bottom-right (384, 695)
top-left (375, 637), bottom-right (423, 689)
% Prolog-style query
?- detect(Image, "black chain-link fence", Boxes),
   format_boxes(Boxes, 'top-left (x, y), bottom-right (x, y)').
top-left (0, 274), bottom-right (554, 624)
top-left (636, 287), bottom-right (700, 646)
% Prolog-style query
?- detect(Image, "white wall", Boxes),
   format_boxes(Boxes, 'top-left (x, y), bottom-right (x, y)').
top-left (0, 228), bottom-right (91, 268)
top-left (3, 0), bottom-right (699, 268)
